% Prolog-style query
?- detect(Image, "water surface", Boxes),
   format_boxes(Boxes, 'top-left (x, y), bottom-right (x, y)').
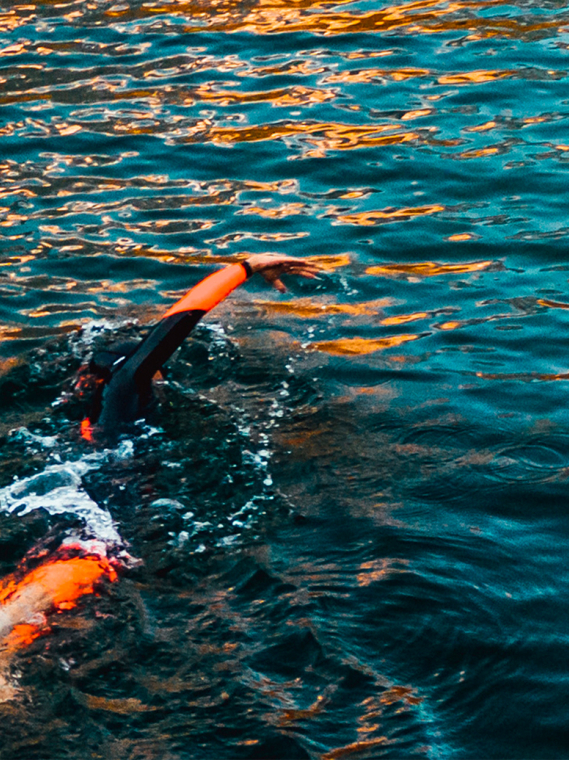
top-left (2, 0), bottom-right (569, 757)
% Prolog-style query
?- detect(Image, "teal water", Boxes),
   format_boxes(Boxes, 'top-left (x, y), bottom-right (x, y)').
top-left (2, 0), bottom-right (569, 757)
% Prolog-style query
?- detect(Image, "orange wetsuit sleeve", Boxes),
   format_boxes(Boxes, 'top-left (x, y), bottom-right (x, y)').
top-left (0, 554), bottom-right (117, 652)
top-left (162, 263), bottom-right (250, 319)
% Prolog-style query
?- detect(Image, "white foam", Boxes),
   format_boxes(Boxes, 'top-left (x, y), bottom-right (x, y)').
top-left (10, 428), bottom-right (58, 450)
top-left (68, 318), bottom-right (138, 359)
top-left (0, 452), bottom-right (126, 546)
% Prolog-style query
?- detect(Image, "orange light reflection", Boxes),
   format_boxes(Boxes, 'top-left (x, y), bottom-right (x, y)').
top-left (337, 204), bottom-right (444, 226)
top-left (323, 66), bottom-right (431, 84)
top-left (381, 311), bottom-right (429, 326)
top-left (438, 69), bottom-right (515, 84)
top-left (253, 298), bottom-right (392, 318)
top-left (309, 333), bottom-right (423, 355)
top-left (188, 121), bottom-right (422, 155)
top-left (447, 233), bottom-right (477, 241)
top-left (537, 298), bottom-right (569, 310)
top-left (366, 260), bottom-right (493, 278)
top-left (307, 254), bottom-right (351, 270)
top-left (239, 203), bottom-right (308, 219)
top-left (191, 83), bottom-right (335, 107)
top-left (322, 737), bottom-right (389, 760)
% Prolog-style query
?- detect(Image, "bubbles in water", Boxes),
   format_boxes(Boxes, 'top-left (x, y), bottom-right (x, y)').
top-left (0, 459), bottom-right (122, 545)
top-left (68, 319), bottom-right (139, 360)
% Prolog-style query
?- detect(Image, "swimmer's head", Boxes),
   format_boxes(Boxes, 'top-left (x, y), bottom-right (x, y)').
top-left (64, 342), bottom-right (138, 425)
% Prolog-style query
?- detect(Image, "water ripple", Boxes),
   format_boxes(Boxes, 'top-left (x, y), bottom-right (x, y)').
top-left (3, 0), bottom-right (569, 757)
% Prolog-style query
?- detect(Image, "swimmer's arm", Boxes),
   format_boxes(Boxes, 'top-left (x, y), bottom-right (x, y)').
top-left (124, 255), bottom-right (319, 386)
top-left (161, 254), bottom-right (320, 318)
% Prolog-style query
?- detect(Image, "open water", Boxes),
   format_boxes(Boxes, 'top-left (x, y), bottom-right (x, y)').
top-left (2, 0), bottom-right (569, 757)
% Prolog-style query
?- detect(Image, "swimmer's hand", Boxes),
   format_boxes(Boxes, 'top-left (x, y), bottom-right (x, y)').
top-left (246, 254), bottom-right (321, 293)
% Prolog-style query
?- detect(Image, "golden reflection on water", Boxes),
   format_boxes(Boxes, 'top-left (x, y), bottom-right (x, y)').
top-left (1, 26), bottom-right (563, 175)
top-left (323, 66), bottom-right (432, 84)
top-left (438, 69), bottom-right (516, 85)
top-left (321, 736), bottom-right (389, 760)
top-left (0, 255), bottom-right (35, 267)
top-left (3, 0), bottom-right (567, 41)
top-left (321, 681), bottom-right (423, 755)
top-left (536, 298), bottom-right (569, 311)
top-left (466, 121), bottom-right (498, 133)
top-left (366, 260), bottom-right (494, 278)
top-left (0, 323), bottom-right (79, 341)
top-left (183, 121), bottom-right (422, 156)
top-left (149, 0), bottom-right (569, 40)
top-left (437, 320), bottom-right (463, 331)
top-left (455, 144), bottom-right (503, 159)
top-left (6, 80), bottom-right (333, 111)
top-left (190, 83), bottom-right (335, 107)
top-left (447, 232), bottom-right (478, 241)
top-left (253, 298), bottom-right (392, 318)
top-left (356, 558), bottom-right (409, 587)
top-left (306, 254), bottom-right (351, 270)
top-left (77, 693), bottom-right (152, 714)
top-left (336, 204), bottom-right (444, 226)
top-left (379, 685), bottom-right (423, 707)
top-left (309, 333), bottom-right (423, 355)
top-left (239, 203), bottom-right (309, 219)
top-left (381, 311), bottom-right (429, 326)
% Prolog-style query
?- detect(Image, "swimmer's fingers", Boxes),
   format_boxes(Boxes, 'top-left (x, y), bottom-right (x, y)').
top-left (246, 254), bottom-right (322, 292)
top-left (259, 264), bottom-right (320, 292)
top-left (264, 273), bottom-right (287, 293)
top-left (256, 266), bottom-right (289, 293)
top-left (283, 263), bottom-right (321, 279)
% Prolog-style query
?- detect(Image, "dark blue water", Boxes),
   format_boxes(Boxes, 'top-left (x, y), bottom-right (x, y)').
top-left (2, 0), bottom-right (569, 757)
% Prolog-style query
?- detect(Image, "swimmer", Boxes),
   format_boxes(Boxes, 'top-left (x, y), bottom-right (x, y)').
top-left (0, 254), bottom-right (319, 665)
top-left (79, 254), bottom-right (320, 441)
